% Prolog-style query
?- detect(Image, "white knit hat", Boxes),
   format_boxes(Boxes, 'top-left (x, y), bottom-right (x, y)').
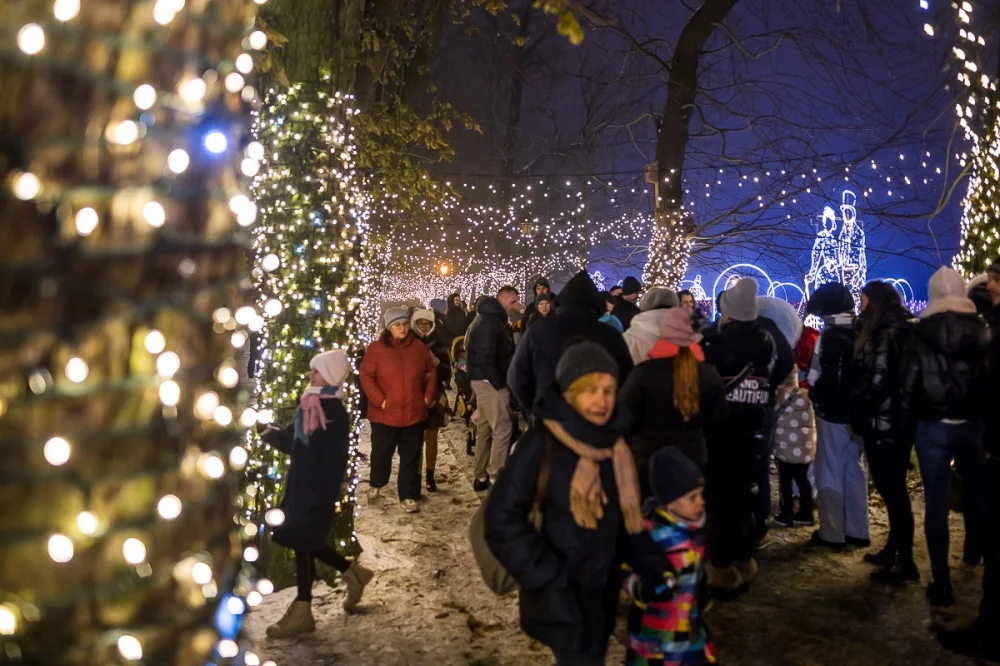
top-left (309, 350), bottom-right (351, 388)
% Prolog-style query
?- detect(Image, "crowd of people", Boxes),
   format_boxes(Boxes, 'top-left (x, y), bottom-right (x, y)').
top-left (260, 265), bottom-right (999, 665)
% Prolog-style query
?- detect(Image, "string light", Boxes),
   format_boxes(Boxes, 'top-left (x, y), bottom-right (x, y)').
top-left (74, 207), bottom-right (99, 236)
top-left (157, 495), bottom-right (183, 519)
top-left (47, 534), bottom-right (74, 563)
top-left (117, 635), bottom-right (143, 661)
top-left (167, 149), bottom-right (190, 174)
top-left (12, 172), bottom-right (41, 200)
top-left (204, 131), bottom-right (228, 154)
top-left (53, 0), bottom-right (81, 22)
top-left (122, 538), bottom-right (147, 564)
top-left (142, 201), bottom-right (166, 227)
top-left (144, 330), bottom-right (166, 354)
top-left (76, 511), bottom-right (98, 535)
top-left (64, 357), bottom-right (88, 383)
top-left (43, 436), bottom-right (71, 466)
top-left (17, 24), bottom-right (45, 55)
top-left (156, 351), bottom-right (180, 377)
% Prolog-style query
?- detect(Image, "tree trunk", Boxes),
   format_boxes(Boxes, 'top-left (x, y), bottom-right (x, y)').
top-left (645, 0), bottom-right (740, 288)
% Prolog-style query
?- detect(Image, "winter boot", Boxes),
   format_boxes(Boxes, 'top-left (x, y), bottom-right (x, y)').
top-left (706, 563), bottom-right (745, 602)
top-left (734, 558), bottom-right (759, 590)
top-left (368, 486), bottom-right (380, 502)
top-left (426, 469), bottom-right (437, 493)
top-left (863, 545), bottom-right (895, 568)
top-left (342, 562), bottom-right (374, 612)
top-left (773, 511), bottom-right (794, 528)
top-left (927, 570), bottom-right (955, 607)
top-left (265, 600), bottom-right (315, 638)
top-left (870, 555), bottom-right (919, 585)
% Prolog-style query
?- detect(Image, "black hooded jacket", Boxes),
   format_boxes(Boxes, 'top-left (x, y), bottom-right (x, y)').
top-left (899, 311), bottom-right (989, 433)
top-left (484, 392), bottom-right (630, 658)
top-left (443, 292), bottom-right (470, 341)
top-left (849, 306), bottom-right (913, 443)
top-left (522, 276), bottom-right (555, 321)
top-left (466, 297), bottom-right (515, 390)
top-left (508, 271), bottom-right (634, 411)
top-left (613, 295), bottom-right (641, 331)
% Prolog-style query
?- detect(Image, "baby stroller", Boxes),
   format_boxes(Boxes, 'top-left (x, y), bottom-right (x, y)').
top-left (450, 336), bottom-right (477, 456)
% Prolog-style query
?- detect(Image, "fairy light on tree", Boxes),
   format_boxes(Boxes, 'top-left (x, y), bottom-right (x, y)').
top-left (0, 0), bottom-right (271, 663)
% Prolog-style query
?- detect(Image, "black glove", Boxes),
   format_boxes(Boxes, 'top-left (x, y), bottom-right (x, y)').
top-left (630, 574), bottom-right (676, 603)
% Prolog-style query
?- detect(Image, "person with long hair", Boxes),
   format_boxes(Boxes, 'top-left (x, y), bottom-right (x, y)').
top-left (850, 280), bottom-right (917, 583)
top-left (619, 307), bottom-right (727, 497)
top-left (900, 268), bottom-right (989, 607)
top-left (411, 308), bottom-right (452, 493)
top-left (260, 350), bottom-right (375, 637)
top-left (361, 308), bottom-right (437, 513)
top-left (485, 342), bottom-right (643, 666)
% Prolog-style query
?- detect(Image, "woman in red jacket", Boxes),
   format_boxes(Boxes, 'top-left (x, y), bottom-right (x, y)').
top-left (361, 307), bottom-right (437, 513)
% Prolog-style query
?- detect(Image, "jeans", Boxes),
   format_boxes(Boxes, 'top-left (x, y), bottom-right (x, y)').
top-left (552, 649), bottom-right (605, 665)
top-left (914, 420), bottom-right (987, 572)
top-left (777, 460), bottom-right (813, 517)
top-left (370, 423), bottom-right (424, 501)
top-left (295, 547), bottom-right (349, 601)
top-left (865, 439), bottom-right (915, 560)
top-left (471, 380), bottom-right (512, 479)
top-left (707, 459), bottom-right (755, 567)
top-left (982, 455), bottom-right (999, 620)
top-left (815, 419), bottom-right (869, 543)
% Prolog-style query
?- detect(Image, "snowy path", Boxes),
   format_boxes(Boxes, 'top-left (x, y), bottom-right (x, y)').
top-left (246, 417), bottom-right (987, 665)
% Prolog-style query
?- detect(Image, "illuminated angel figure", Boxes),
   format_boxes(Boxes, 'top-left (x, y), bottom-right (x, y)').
top-left (589, 270), bottom-right (606, 291)
top-left (837, 189), bottom-right (867, 308)
top-left (688, 275), bottom-right (708, 301)
top-left (806, 205), bottom-right (841, 293)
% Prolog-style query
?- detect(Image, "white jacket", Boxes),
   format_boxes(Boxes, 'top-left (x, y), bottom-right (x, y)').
top-left (623, 310), bottom-right (663, 365)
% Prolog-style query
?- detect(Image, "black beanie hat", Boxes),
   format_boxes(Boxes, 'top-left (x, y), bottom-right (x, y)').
top-left (649, 447), bottom-right (704, 506)
top-left (555, 341), bottom-right (619, 392)
top-left (806, 282), bottom-right (855, 317)
top-left (622, 276), bottom-right (643, 296)
top-left (988, 260), bottom-right (1000, 278)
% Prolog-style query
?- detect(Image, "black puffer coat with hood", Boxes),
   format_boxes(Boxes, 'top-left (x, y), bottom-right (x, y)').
top-left (850, 306), bottom-right (913, 443)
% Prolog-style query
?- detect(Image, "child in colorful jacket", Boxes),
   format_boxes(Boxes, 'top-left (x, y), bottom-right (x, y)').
top-left (621, 447), bottom-right (716, 666)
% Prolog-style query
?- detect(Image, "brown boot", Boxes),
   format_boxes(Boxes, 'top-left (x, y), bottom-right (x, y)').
top-left (705, 563), bottom-right (745, 601)
top-left (342, 563), bottom-right (374, 612)
top-left (265, 600), bottom-right (315, 638)
top-left (734, 558), bottom-right (758, 586)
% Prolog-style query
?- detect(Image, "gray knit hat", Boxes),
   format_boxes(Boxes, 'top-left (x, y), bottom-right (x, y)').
top-left (555, 341), bottom-right (620, 392)
top-left (639, 287), bottom-right (679, 312)
top-left (383, 307), bottom-right (410, 329)
top-left (719, 278), bottom-right (759, 322)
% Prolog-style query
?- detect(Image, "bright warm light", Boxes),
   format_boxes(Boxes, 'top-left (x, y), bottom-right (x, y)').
top-left (229, 194), bottom-right (250, 214)
top-left (44, 436), bottom-right (71, 466)
top-left (204, 131), bottom-right (228, 154)
top-left (117, 635), bottom-right (143, 661)
top-left (47, 534), bottom-right (74, 563)
top-left (167, 149), bottom-right (190, 174)
top-left (218, 639), bottom-right (239, 659)
top-left (75, 208), bottom-right (99, 236)
top-left (245, 651), bottom-right (261, 666)
top-left (213, 405), bottom-right (233, 426)
top-left (156, 351), bottom-right (180, 377)
top-left (439, 264), bottom-right (449, 276)
top-left (194, 391), bottom-right (220, 420)
top-left (248, 31), bottom-right (268, 50)
top-left (241, 157), bottom-right (260, 176)
top-left (178, 77), bottom-right (206, 103)
top-left (203, 454), bottom-right (225, 479)
top-left (191, 562), bottom-right (213, 584)
top-left (264, 299), bottom-right (283, 316)
top-left (246, 141), bottom-right (264, 160)
top-left (261, 253), bottom-right (280, 272)
top-left (264, 508), bottom-right (285, 526)
top-left (246, 590), bottom-right (263, 606)
top-left (159, 380), bottom-right (180, 406)
top-left (235, 53), bottom-right (254, 74)
top-left (144, 330), bottom-right (166, 354)
top-left (225, 72), bottom-right (245, 93)
top-left (0, 605), bottom-right (17, 636)
top-left (231, 331), bottom-right (248, 348)
top-left (157, 494), bottom-right (182, 519)
top-left (133, 84), bottom-right (157, 110)
top-left (257, 578), bottom-right (274, 595)
top-left (143, 201), bottom-right (166, 228)
top-left (924, 23), bottom-right (935, 36)
top-left (237, 202), bottom-right (257, 226)
top-left (239, 408), bottom-right (257, 427)
top-left (229, 445), bottom-right (248, 468)
top-left (12, 172), bottom-right (41, 200)
top-left (122, 538), bottom-right (147, 564)
top-left (17, 24), bottom-right (45, 55)
top-left (53, 0), bottom-right (81, 22)
top-left (77, 511), bottom-right (98, 535)
top-left (243, 546), bottom-right (259, 562)
top-left (226, 597), bottom-right (245, 615)
top-left (218, 366), bottom-right (240, 388)
top-left (109, 120), bottom-right (140, 145)
top-left (152, 2), bottom-right (175, 25)
top-left (234, 306), bottom-right (255, 325)
top-left (65, 357), bottom-right (88, 383)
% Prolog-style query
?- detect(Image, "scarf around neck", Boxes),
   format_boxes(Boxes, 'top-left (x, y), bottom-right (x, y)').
top-left (294, 386), bottom-right (342, 444)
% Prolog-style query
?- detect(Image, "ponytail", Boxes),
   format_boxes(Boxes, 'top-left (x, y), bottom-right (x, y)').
top-left (674, 346), bottom-right (700, 422)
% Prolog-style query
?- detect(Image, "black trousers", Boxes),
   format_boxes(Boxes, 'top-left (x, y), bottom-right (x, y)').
top-left (707, 460), bottom-right (755, 567)
top-left (777, 460), bottom-right (813, 517)
top-left (753, 454), bottom-right (772, 539)
top-left (865, 439), bottom-right (915, 560)
top-left (982, 456), bottom-right (999, 621)
top-left (295, 547), bottom-right (349, 601)
top-left (370, 423), bottom-right (423, 501)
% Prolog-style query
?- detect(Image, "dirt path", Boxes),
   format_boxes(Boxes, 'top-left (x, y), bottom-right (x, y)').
top-left (246, 417), bottom-right (989, 665)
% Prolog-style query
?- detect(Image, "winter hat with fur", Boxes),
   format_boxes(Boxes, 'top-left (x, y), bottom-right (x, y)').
top-left (555, 341), bottom-right (620, 392)
top-left (410, 309), bottom-right (436, 335)
top-left (757, 297), bottom-right (804, 348)
top-left (719, 278), bottom-right (759, 322)
top-left (383, 306), bottom-right (410, 330)
top-left (650, 447), bottom-right (704, 507)
top-left (921, 267), bottom-right (976, 319)
top-left (309, 349), bottom-right (351, 388)
top-left (806, 282), bottom-right (854, 317)
top-left (659, 307), bottom-right (699, 347)
top-left (639, 287), bottom-right (679, 312)
top-left (622, 276), bottom-right (643, 296)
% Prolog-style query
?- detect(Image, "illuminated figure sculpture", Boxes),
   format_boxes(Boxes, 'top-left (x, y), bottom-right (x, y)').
top-left (837, 189), bottom-right (867, 308)
top-left (688, 275), bottom-right (708, 301)
top-left (806, 205), bottom-right (842, 293)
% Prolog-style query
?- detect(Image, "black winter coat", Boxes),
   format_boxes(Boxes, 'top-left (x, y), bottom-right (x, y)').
top-left (757, 316), bottom-right (795, 391)
top-left (508, 271), bottom-right (633, 411)
top-left (484, 395), bottom-right (629, 658)
top-left (701, 320), bottom-right (776, 462)
top-left (418, 327), bottom-right (453, 429)
top-left (899, 311), bottom-right (989, 434)
top-left (613, 295), bottom-right (641, 331)
top-left (849, 307), bottom-right (913, 444)
top-left (809, 320), bottom-right (857, 424)
top-left (987, 305), bottom-right (1000, 458)
top-left (619, 348), bottom-right (727, 498)
top-left (466, 297), bottom-right (515, 390)
top-left (262, 397), bottom-right (350, 552)
top-left (443, 306), bottom-right (470, 342)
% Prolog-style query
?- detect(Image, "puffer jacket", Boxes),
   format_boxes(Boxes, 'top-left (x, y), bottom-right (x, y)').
top-left (623, 310), bottom-right (665, 365)
top-left (701, 320), bottom-right (776, 461)
top-left (772, 369), bottom-right (816, 465)
top-left (987, 305), bottom-right (1000, 458)
top-left (614, 295), bottom-right (641, 331)
top-left (808, 315), bottom-right (857, 424)
top-left (899, 311), bottom-right (989, 433)
top-left (360, 334), bottom-right (437, 427)
top-left (466, 297), bottom-right (515, 390)
top-left (849, 307), bottom-right (913, 443)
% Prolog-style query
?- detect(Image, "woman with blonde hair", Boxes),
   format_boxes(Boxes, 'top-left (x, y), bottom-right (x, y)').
top-left (485, 341), bottom-right (643, 665)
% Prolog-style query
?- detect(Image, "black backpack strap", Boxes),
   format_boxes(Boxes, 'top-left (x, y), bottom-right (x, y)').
top-left (724, 363), bottom-right (754, 395)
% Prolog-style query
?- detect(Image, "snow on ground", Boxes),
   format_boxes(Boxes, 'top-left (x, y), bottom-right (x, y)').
top-left (246, 415), bottom-right (988, 665)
